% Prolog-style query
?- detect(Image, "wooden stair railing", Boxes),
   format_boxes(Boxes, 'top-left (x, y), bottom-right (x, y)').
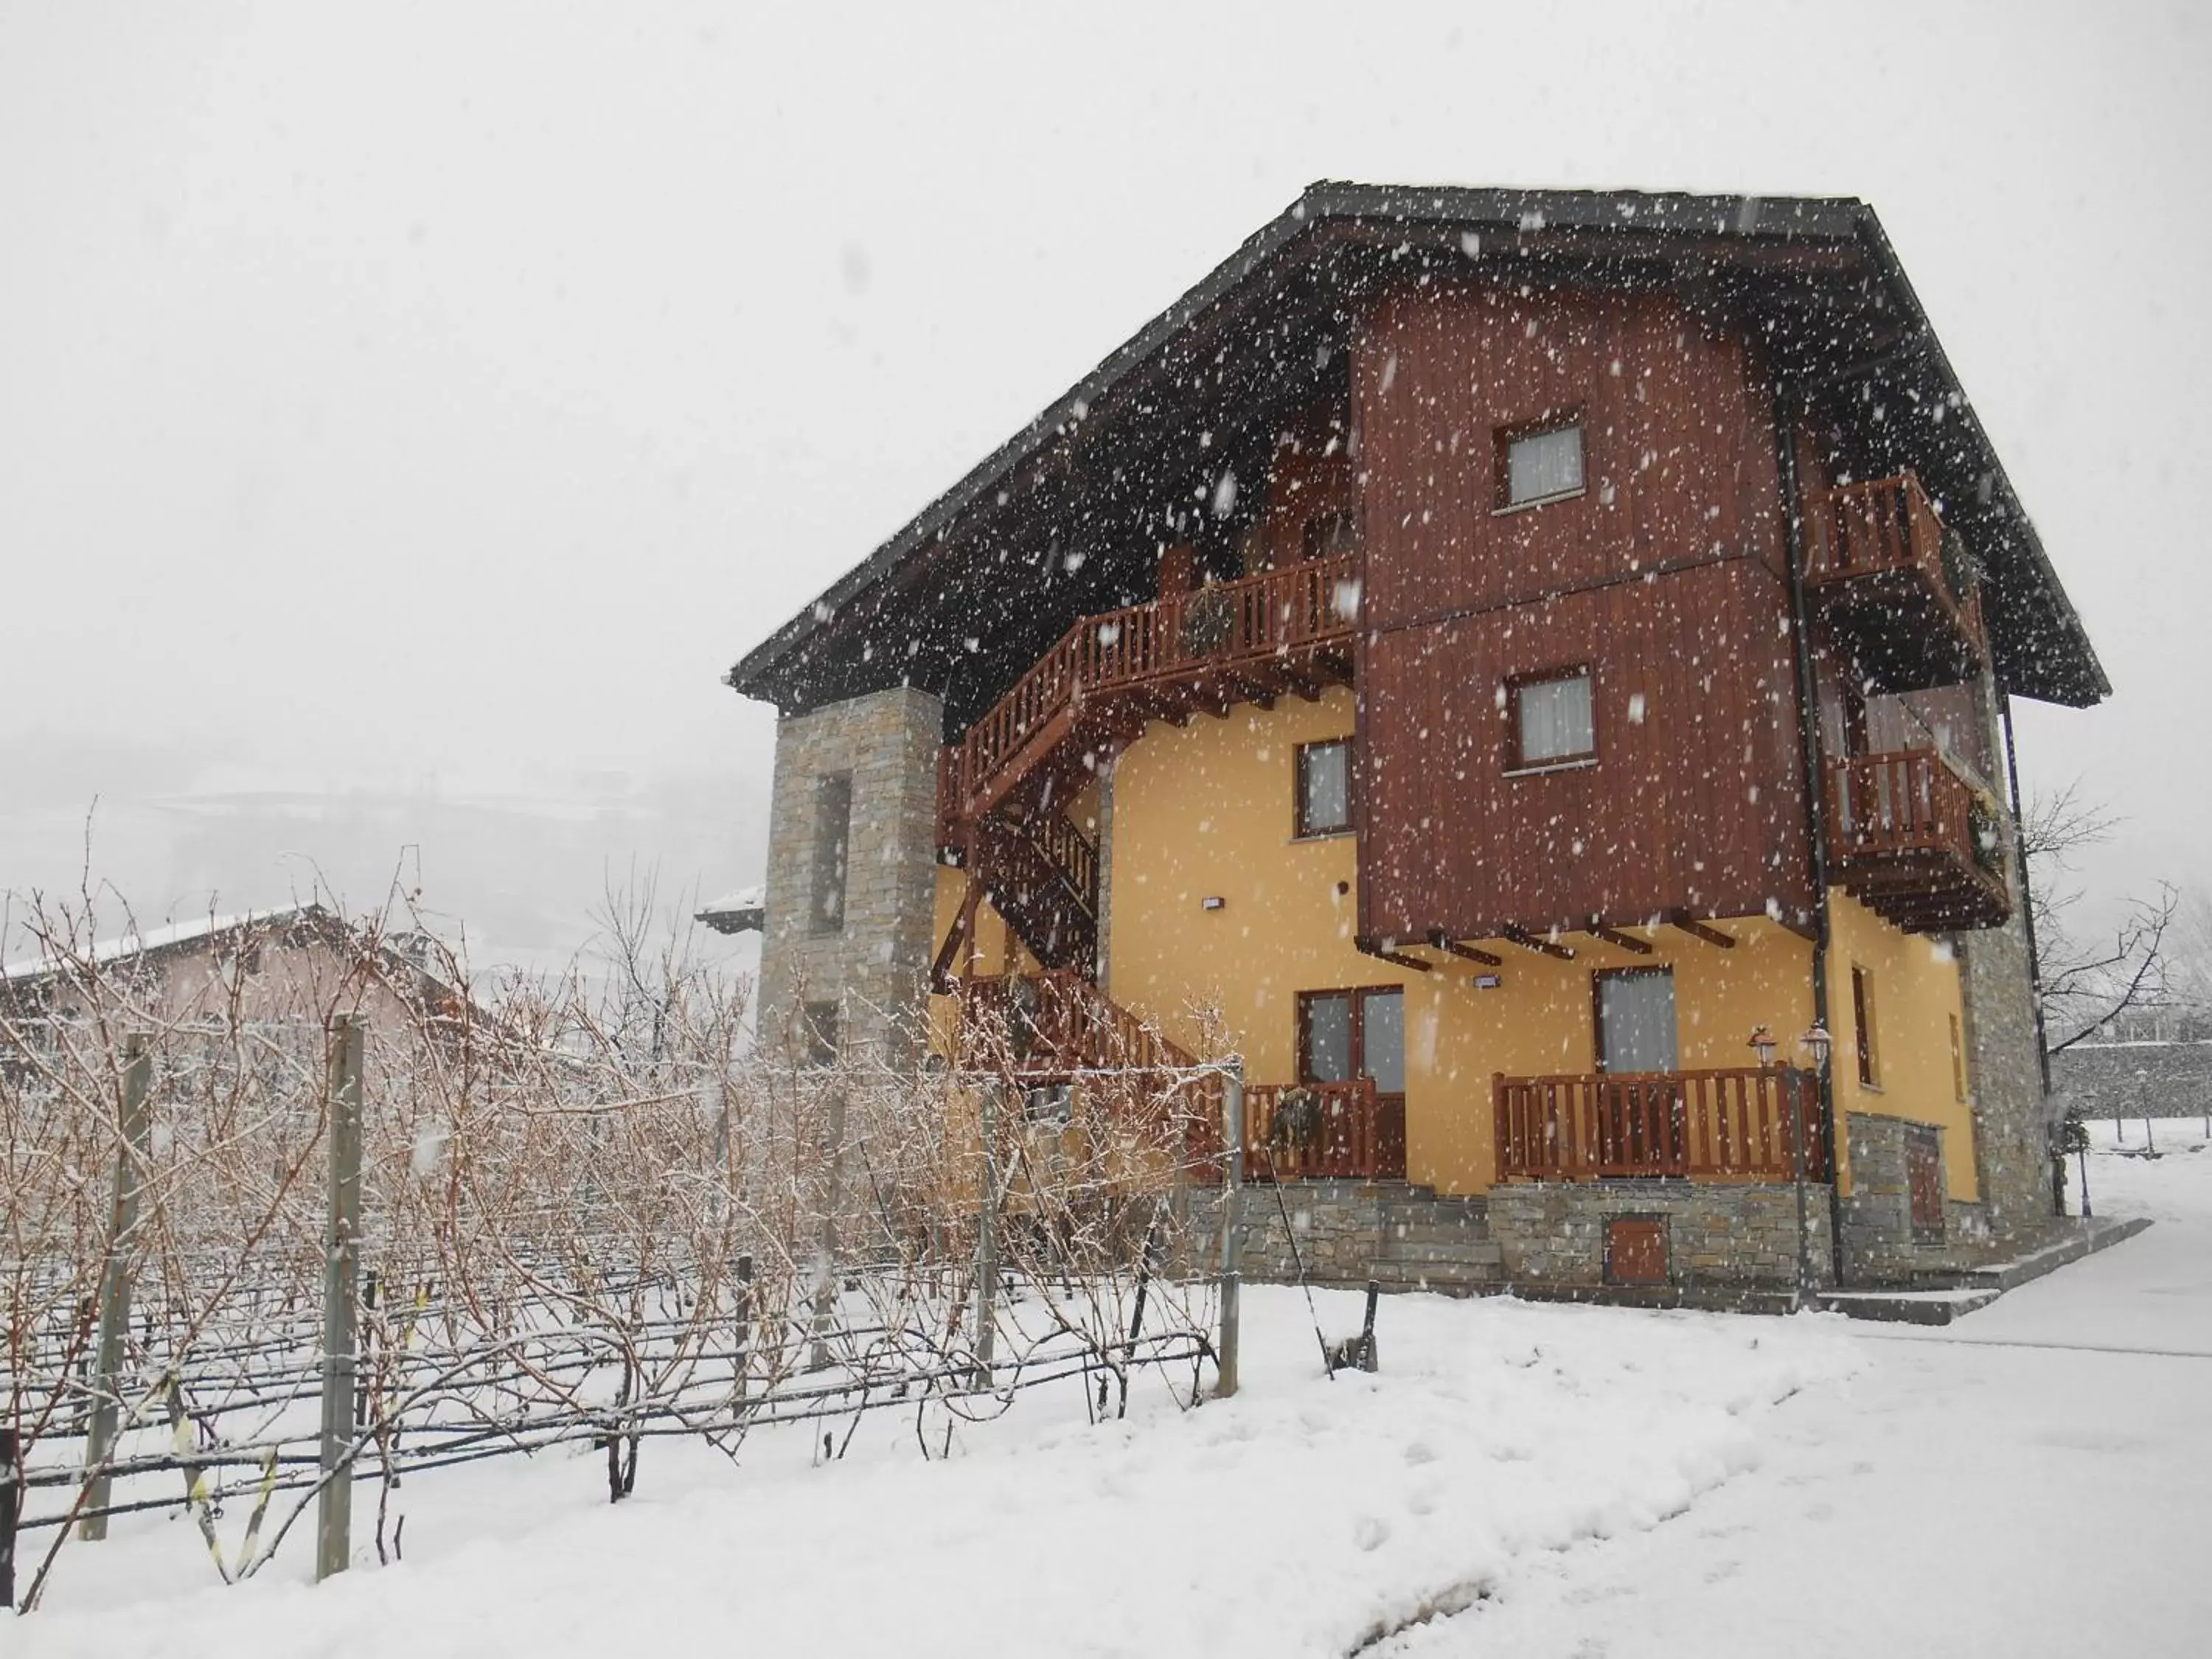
top-left (957, 970), bottom-right (1200, 1075)
top-left (967, 816), bottom-right (1098, 973)
top-left (943, 552), bottom-right (1360, 830)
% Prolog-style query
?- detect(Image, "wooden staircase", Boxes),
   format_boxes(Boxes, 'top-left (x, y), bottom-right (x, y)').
top-left (935, 554), bottom-right (1359, 976)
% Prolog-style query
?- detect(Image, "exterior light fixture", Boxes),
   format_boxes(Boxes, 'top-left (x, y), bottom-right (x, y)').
top-left (1798, 1020), bottom-right (1833, 1075)
top-left (1202, 896), bottom-right (1226, 911)
top-left (1747, 1024), bottom-right (1778, 1068)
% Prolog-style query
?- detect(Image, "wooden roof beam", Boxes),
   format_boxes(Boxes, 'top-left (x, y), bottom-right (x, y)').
top-left (1500, 924), bottom-right (1576, 961)
top-left (1585, 924), bottom-right (1654, 956)
top-left (1666, 914), bottom-right (1737, 950)
top-left (1428, 931), bottom-right (1503, 967)
top-left (1357, 936), bottom-right (1435, 973)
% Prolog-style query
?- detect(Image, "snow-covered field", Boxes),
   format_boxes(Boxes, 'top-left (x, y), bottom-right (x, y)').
top-left (10, 1135), bottom-right (2209, 1658)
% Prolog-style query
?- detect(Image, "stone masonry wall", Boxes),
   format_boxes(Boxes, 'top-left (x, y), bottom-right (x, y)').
top-left (1839, 1113), bottom-right (2000, 1284)
top-left (1958, 851), bottom-right (2059, 1251)
top-left (1181, 1183), bottom-right (1390, 1284)
top-left (757, 686), bottom-right (944, 1068)
top-left (1484, 1181), bottom-right (1835, 1290)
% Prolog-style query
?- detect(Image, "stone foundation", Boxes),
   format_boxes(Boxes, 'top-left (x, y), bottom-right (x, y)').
top-left (1484, 1180), bottom-right (1834, 1290)
top-left (1839, 1113), bottom-right (2001, 1283)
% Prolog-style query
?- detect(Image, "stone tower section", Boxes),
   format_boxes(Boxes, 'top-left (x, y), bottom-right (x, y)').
top-left (757, 686), bottom-right (945, 1068)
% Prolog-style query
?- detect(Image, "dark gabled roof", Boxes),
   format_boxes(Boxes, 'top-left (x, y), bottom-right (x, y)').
top-left (726, 181), bottom-right (2107, 715)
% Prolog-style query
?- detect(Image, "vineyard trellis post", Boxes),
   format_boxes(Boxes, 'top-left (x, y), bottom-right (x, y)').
top-left (809, 1089), bottom-right (848, 1372)
top-left (316, 1015), bottom-right (366, 1582)
top-left (972, 1082), bottom-right (1000, 1387)
top-left (2, 1426), bottom-right (19, 1608)
top-left (79, 1030), bottom-right (153, 1543)
top-left (1215, 1059), bottom-right (1244, 1399)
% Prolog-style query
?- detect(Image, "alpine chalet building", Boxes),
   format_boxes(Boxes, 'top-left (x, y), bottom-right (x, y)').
top-left (725, 184), bottom-right (2106, 1296)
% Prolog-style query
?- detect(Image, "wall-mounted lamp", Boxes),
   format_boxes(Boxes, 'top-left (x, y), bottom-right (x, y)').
top-left (1747, 1024), bottom-right (1778, 1068)
top-left (1798, 1020), bottom-right (1832, 1074)
top-left (1201, 896), bottom-right (1226, 911)
top-left (1472, 973), bottom-right (1503, 990)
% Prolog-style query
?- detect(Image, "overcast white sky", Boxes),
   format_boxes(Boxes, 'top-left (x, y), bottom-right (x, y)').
top-left (2, 0), bottom-right (2205, 967)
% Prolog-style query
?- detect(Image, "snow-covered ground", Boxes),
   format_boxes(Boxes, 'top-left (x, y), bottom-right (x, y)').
top-left (10, 1135), bottom-right (2208, 1657)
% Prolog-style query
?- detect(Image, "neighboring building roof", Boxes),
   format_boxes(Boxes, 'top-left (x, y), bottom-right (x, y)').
top-left (696, 885), bottom-right (765, 936)
top-left (1, 903), bottom-right (321, 981)
top-left (1, 902), bottom-right (479, 1014)
top-left (727, 181), bottom-right (2107, 720)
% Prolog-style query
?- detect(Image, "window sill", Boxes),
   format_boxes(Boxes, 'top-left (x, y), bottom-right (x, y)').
top-left (1503, 756), bottom-right (1599, 779)
top-left (1492, 487), bottom-right (1587, 518)
top-left (1290, 828), bottom-right (1356, 844)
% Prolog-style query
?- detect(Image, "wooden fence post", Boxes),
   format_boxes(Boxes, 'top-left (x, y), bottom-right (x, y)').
top-left (80, 1032), bottom-right (153, 1542)
top-left (317, 1015), bottom-right (365, 1583)
top-left (1216, 1059), bottom-right (1245, 1399)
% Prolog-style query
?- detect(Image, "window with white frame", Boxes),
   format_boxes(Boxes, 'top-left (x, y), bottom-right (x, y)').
top-left (1500, 420), bottom-right (1585, 508)
top-left (1509, 669), bottom-right (1596, 769)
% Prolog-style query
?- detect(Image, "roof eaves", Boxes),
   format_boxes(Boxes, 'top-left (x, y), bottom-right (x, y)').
top-left (1846, 208), bottom-right (2110, 708)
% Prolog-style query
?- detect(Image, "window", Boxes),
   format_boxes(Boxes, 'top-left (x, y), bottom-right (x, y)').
top-left (1301, 507), bottom-right (1360, 561)
top-left (1295, 740), bottom-right (1353, 837)
top-left (1298, 987), bottom-right (1405, 1096)
top-left (1498, 420), bottom-right (1585, 509)
top-left (810, 773), bottom-right (853, 935)
top-left (1297, 986), bottom-right (1408, 1178)
top-left (1595, 967), bottom-right (1678, 1073)
top-left (1508, 669), bottom-right (1596, 770)
top-left (1949, 1013), bottom-right (1968, 1102)
top-left (1852, 965), bottom-right (1880, 1088)
top-left (801, 1001), bottom-right (841, 1068)
top-left (1303, 991), bottom-right (1354, 1082)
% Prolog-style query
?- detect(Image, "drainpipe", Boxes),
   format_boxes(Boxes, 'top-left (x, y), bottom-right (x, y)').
top-left (1772, 382), bottom-right (1846, 1291)
top-left (2002, 691), bottom-right (2066, 1218)
top-left (1999, 694), bottom-right (2053, 1096)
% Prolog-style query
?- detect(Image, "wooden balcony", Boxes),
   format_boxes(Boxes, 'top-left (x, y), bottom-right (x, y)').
top-left (939, 553), bottom-right (1360, 835)
top-left (1493, 1067), bottom-right (1826, 1183)
top-left (1802, 472), bottom-right (1986, 693)
top-left (1244, 1079), bottom-right (1384, 1183)
top-left (1827, 749), bottom-right (2011, 933)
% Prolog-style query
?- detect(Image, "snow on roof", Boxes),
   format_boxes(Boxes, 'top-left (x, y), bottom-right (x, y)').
top-left (700, 885), bottom-right (764, 914)
top-left (1, 904), bottom-right (321, 983)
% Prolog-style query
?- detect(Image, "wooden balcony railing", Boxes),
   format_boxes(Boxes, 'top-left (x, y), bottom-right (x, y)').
top-left (1493, 1067), bottom-right (1826, 1183)
top-left (1244, 1079), bottom-right (1382, 1183)
top-left (1801, 471), bottom-right (1985, 690)
top-left (943, 553), bottom-right (1360, 826)
top-left (1826, 748), bottom-right (2010, 931)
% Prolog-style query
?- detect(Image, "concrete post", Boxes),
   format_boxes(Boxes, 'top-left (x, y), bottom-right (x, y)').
top-left (316, 1016), bottom-right (365, 1583)
top-left (1215, 1060), bottom-right (1245, 1399)
top-left (79, 1032), bottom-right (152, 1542)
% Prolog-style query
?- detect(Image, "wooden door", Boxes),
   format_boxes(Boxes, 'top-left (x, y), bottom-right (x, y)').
top-left (1905, 1124), bottom-right (1944, 1242)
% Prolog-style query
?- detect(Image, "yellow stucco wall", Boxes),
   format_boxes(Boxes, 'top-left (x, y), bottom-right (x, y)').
top-left (936, 689), bottom-right (1984, 1202)
top-left (1826, 891), bottom-right (1979, 1201)
top-left (1102, 688), bottom-right (1838, 1195)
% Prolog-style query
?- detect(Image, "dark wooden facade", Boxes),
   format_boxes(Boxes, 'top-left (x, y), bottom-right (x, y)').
top-left (1349, 283), bottom-right (1815, 946)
